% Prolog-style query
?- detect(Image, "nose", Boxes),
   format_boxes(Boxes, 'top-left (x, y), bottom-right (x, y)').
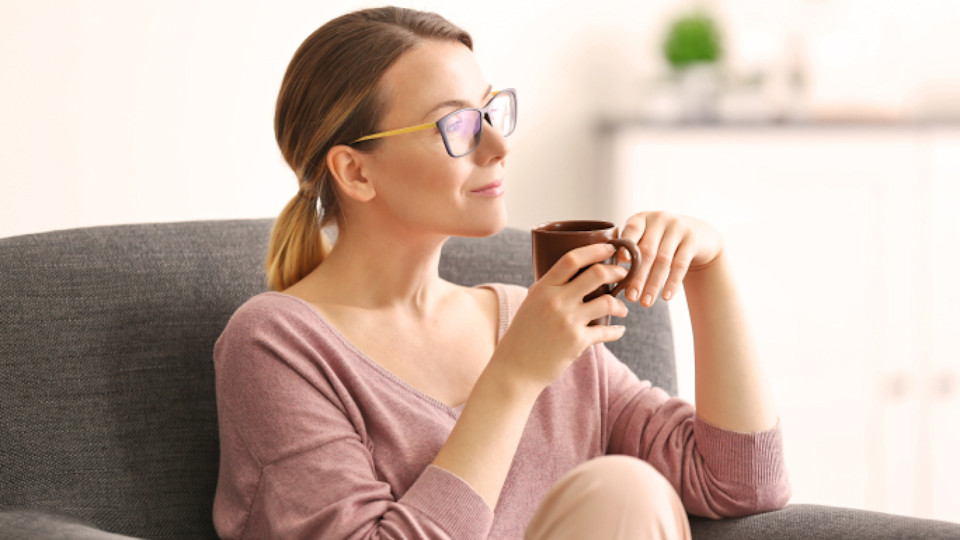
top-left (474, 118), bottom-right (510, 164)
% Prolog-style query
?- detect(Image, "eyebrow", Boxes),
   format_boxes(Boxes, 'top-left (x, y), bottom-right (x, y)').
top-left (420, 84), bottom-right (494, 122)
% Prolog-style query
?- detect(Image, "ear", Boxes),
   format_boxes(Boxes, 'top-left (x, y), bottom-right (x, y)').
top-left (325, 144), bottom-right (376, 202)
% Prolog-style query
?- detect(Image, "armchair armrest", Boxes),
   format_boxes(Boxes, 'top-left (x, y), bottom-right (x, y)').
top-left (0, 511), bottom-right (142, 540)
top-left (690, 504), bottom-right (960, 540)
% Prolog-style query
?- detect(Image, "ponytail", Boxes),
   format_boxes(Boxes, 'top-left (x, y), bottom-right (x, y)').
top-left (265, 191), bottom-right (332, 291)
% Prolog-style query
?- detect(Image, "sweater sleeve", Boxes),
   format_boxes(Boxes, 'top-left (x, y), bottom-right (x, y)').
top-left (600, 343), bottom-right (791, 519)
top-left (212, 297), bottom-right (493, 540)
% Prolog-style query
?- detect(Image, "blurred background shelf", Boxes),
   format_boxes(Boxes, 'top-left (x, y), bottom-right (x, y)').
top-left (597, 118), bottom-right (960, 131)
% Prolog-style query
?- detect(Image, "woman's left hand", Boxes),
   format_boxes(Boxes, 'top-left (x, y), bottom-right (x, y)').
top-left (618, 211), bottom-right (725, 307)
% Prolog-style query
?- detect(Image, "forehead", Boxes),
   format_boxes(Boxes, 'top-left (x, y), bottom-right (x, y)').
top-left (377, 39), bottom-right (487, 122)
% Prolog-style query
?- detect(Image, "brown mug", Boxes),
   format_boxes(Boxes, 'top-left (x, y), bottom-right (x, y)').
top-left (532, 220), bottom-right (640, 325)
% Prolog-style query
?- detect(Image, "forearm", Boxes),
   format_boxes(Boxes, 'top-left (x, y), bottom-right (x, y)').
top-left (684, 250), bottom-right (778, 432)
top-left (431, 360), bottom-right (541, 510)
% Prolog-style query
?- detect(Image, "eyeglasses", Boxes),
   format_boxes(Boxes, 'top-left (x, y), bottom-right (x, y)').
top-left (351, 88), bottom-right (516, 158)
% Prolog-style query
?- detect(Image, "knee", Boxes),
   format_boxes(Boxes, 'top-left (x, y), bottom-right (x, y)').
top-left (573, 455), bottom-right (681, 505)
top-left (574, 455), bottom-right (668, 484)
top-left (530, 456), bottom-right (690, 540)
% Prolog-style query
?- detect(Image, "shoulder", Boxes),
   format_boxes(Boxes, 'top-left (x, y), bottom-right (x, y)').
top-left (223, 292), bottom-right (312, 330)
top-left (474, 282), bottom-right (528, 323)
top-left (216, 292), bottom-right (318, 352)
top-left (475, 281), bottom-right (527, 302)
top-left (213, 291), bottom-right (354, 391)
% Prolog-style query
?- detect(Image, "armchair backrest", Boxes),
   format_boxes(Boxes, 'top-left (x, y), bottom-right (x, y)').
top-left (0, 220), bottom-right (674, 539)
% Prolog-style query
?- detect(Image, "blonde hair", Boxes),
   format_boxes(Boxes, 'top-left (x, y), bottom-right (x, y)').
top-left (266, 7), bottom-right (473, 291)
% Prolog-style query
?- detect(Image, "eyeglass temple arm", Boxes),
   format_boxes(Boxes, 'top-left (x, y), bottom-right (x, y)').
top-left (352, 122), bottom-right (436, 143)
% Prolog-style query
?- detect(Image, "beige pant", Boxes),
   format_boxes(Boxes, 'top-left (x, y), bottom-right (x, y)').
top-left (525, 456), bottom-right (693, 540)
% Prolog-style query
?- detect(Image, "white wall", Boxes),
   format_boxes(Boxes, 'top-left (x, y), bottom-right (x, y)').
top-left (3, 0), bottom-right (960, 522)
top-left (5, 0), bottom-right (960, 239)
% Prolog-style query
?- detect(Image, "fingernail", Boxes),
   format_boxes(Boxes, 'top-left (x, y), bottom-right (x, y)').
top-left (642, 293), bottom-right (653, 307)
top-left (628, 287), bottom-right (639, 302)
top-left (663, 289), bottom-right (673, 301)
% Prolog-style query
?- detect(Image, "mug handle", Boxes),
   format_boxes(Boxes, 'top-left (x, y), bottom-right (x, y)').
top-left (606, 238), bottom-right (640, 298)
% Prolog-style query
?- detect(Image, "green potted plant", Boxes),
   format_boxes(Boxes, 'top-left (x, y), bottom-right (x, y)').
top-left (663, 10), bottom-right (724, 70)
top-left (661, 8), bottom-right (725, 121)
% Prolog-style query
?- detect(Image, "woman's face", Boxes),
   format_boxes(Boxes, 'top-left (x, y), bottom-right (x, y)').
top-left (360, 39), bottom-right (510, 239)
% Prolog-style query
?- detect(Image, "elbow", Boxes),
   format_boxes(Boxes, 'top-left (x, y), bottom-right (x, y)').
top-left (751, 461), bottom-right (792, 515)
top-left (694, 476), bottom-right (792, 519)
top-left (753, 477), bottom-right (792, 514)
top-left (723, 478), bottom-right (792, 518)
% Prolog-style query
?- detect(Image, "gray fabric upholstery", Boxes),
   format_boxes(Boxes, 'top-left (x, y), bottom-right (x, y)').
top-left (689, 504), bottom-right (960, 539)
top-left (1, 219), bottom-right (957, 539)
top-left (1, 220), bottom-right (268, 539)
top-left (0, 511), bottom-right (138, 540)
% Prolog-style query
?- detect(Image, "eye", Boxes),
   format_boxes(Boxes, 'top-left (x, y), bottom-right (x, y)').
top-left (444, 118), bottom-right (463, 133)
top-left (443, 113), bottom-right (469, 135)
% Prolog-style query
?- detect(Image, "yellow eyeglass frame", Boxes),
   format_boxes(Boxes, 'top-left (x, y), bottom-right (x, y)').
top-left (350, 89), bottom-right (516, 158)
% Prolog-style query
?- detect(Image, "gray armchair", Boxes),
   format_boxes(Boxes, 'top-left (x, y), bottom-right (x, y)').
top-left (1, 219), bottom-right (958, 539)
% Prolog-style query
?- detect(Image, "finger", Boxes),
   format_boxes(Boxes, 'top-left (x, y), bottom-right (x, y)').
top-left (582, 292), bottom-right (629, 323)
top-left (542, 243), bottom-right (617, 285)
top-left (618, 216), bottom-right (647, 263)
top-left (585, 323), bottom-right (627, 346)
top-left (627, 217), bottom-right (666, 301)
top-left (620, 213), bottom-right (649, 243)
top-left (639, 228), bottom-right (684, 307)
top-left (661, 239), bottom-right (697, 301)
top-left (567, 263), bottom-right (629, 300)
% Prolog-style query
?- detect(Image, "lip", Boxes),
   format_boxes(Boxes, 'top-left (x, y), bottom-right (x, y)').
top-left (470, 180), bottom-right (505, 197)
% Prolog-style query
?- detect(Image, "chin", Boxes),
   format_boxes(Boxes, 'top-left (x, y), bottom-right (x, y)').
top-left (456, 210), bottom-right (508, 239)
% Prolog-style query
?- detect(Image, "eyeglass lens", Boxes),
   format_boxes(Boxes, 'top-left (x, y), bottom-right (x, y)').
top-left (439, 91), bottom-right (516, 157)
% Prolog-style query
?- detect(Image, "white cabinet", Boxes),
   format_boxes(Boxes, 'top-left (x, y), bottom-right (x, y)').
top-left (601, 124), bottom-right (960, 521)
top-left (927, 131), bottom-right (960, 520)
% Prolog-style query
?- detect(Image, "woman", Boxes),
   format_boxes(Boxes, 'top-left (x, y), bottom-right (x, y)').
top-left (212, 7), bottom-right (790, 539)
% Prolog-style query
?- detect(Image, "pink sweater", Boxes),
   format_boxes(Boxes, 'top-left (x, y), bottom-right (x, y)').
top-left (212, 283), bottom-right (790, 539)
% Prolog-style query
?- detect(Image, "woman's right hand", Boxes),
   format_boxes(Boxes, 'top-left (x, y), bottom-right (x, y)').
top-left (492, 243), bottom-right (630, 392)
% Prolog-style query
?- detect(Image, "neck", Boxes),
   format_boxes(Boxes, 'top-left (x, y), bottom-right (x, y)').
top-left (304, 220), bottom-right (451, 317)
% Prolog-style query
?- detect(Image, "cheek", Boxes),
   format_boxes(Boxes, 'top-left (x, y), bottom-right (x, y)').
top-left (386, 150), bottom-right (466, 193)
top-left (372, 152), bottom-right (468, 213)
top-left (366, 129), bottom-right (483, 204)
